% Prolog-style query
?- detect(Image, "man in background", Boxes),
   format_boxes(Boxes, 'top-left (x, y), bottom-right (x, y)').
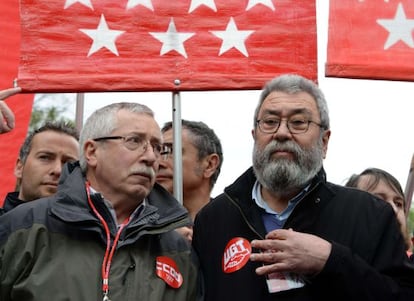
top-left (1, 121), bottom-right (79, 214)
top-left (157, 119), bottom-right (223, 241)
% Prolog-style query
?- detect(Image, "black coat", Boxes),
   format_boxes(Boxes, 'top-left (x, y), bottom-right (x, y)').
top-left (0, 191), bottom-right (24, 216)
top-left (193, 167), bottom-right (414, 301)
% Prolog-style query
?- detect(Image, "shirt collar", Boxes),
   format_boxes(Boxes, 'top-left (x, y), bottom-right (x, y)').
top-left (252, 180), bottom-right (310, 215)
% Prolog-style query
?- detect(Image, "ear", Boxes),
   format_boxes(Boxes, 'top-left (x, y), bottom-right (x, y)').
top-left (203, 154), bottom-right (220, 178)
top-left (84, 140), bottom-right (99, 168)
top-left (251, 128), bottom-right (256, 139)
top-left (14, 157), bottom-right (24, 179)
top-left (321, 129), bottom-right (331, 159)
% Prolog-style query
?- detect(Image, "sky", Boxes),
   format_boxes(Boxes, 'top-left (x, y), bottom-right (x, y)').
top-left (49, 1), bottom-right (414, 202)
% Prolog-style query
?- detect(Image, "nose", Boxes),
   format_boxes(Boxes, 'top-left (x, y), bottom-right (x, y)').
top-left (50, 160), bottom-right (63, 177)
top-left (158, 156), bottom-right (168, 168)
top-left (272, 120), bottom-right (292, 140)
top-left (140, 143), bottom-right (158, 164)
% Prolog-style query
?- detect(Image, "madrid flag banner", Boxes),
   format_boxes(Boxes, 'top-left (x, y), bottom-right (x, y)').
top-left (17, 0), bottom-right (316, 92)
top-left (326, 0), bottom-right (414, 81)
top-left (0, 0), bottom-right (35, 205)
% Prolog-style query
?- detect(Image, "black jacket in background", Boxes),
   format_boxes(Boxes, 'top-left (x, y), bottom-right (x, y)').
top-left (193, 167), bottom-right (414, 301)
top-left (0, 191), bottom-right (24, 216)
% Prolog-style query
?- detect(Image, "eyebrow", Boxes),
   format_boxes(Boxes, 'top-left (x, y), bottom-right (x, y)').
top-left (124, 131), bottom-right (162, 143)
top-left (261, 108), bottom-right (313, 116)
top-left (35, 150), bottom-right (78, 159)
top-left (34, 150), bottom-right (56, 156)
top-left (62, 154), bottom-right (79, 161)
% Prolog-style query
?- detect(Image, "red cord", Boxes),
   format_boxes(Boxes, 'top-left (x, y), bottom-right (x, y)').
top-left (86, 181), bottom-right (130, 299)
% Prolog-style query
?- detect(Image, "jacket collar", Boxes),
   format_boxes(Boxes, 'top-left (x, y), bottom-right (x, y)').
top-left (2, 191), bottom-right (25, 213)
top-left (222, 166), bottom-right (328, 236)
top-left (50, 162), bottom-right (190, 230)
top-left (225, 167), bottom-right (326, 200)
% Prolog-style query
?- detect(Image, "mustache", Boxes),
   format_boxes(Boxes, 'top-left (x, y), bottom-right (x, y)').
top-left (129, 166), bottom-right (156, 181)
top-left (266, 140), bottom-right (301, 156)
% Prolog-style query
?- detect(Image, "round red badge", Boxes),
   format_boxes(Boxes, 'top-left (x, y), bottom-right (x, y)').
top-left (222, 237), bottom-right (251, 273)
top-left (156, 256), bottom-right (183, 288)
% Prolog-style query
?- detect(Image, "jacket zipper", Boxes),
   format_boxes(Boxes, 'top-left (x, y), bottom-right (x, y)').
top-left (224, 192), bottom-right (265, 239)
top-left (223, 179), bottom-right (323, 239)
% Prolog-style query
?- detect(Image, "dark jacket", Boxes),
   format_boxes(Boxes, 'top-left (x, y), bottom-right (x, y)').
top-left (0, 162), bottom-right (198, 301)
top-left (193, 167), bottom-right (414, 301)
top-left (0, 191), bottom-right (24, 215)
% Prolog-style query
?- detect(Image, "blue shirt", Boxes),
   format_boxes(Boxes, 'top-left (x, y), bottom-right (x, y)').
top-left (252, 180), bottom-right (309, 233)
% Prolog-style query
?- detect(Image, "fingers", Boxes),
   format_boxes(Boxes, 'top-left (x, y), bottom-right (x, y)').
top-left (250, 232), bottom-right (287, 275)
top-left (265, 228), bottom-right (291, 239)
top-left (250, 249), bottom-right (282, 263)
top-left (175, 226), bottom-right (193, 243)
top-left (0, 87), bottom-right (22, 100)
top-left (0, 87), bottom-right (21, 133)
top-left (250, 249), bottom-right (286, 276)
top-left (256, 262), bottom-right (284, 276)
top-left (251, 229), bottom-right (291, 254)
top-left (0, 101), bottom-right (15, 133)
top-left (250, 230), bottom-right (331, 276)
top-left (0, 87), bottom-right (22, 99)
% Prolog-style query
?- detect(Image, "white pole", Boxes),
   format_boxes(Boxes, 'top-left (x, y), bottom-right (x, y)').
top-left (172, 91), bottom-right (183, 204)
top-left (75, 93), bottom-right (84, 132)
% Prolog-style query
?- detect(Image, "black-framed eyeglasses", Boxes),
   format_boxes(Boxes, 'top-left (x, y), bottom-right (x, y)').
top-left (93, 135), bottom-right (171, 159)
top-left (159, 143), bottom-right (173, 161)
top-left (256, 117), bottom-right (325, 134)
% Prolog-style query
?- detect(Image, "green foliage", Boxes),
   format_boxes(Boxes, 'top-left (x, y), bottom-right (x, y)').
top-left (28, 94), bottom-right (76, 132)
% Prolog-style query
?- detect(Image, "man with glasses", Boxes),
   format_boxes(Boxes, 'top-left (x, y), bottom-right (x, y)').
top-left (0, 102), bottom-right (198, 301)
top-left (192, 74), bottom-right (414, 301)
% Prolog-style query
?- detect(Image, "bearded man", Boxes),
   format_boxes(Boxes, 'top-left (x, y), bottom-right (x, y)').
top-left (192, 74), bottom-right (414, 301)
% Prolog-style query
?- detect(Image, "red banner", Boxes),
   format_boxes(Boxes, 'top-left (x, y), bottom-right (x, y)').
top-left (0, 0), bottom-right (34, 205)
top-left (326, 0), bottom-right (414, 81)
top-left (17, 0), bottom-right (316, 92)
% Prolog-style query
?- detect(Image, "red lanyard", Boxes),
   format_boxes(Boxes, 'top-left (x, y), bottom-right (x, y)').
top-left (86, 182), bottom-right (130, 301)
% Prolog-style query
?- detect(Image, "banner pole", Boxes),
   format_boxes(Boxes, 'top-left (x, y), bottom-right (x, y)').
top-left (172, 90), bottom-right (183, 204)
top-left (75, 92), bottom-right (84, 132)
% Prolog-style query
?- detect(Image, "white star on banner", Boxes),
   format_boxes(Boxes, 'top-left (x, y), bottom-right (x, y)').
top-left (149, 18), bottom-right (195, 58)
top-left (126, 0), bottom-right (154, 11)
top-left (210, 17), bottom-right (254, 56)
top-left (64, 0), bottom-right (93, 9)
top-left (188, 0), bottom-right (217, 13)
top-left (79, 14), bottom-right (125, 57)
top-left (246, 0), bottom-right (275, 11)
top-left (377, 3), bottom-right (414, 49)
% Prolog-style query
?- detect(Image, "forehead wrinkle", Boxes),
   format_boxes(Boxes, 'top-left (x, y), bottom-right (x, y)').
top-left (260, 107), bottom-right (312, 117)
top-left (264, 92), bottom-right (318, 110)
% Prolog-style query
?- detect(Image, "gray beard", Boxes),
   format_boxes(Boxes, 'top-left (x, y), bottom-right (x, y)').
top-left (252, 139), bottom-right (324, 196)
